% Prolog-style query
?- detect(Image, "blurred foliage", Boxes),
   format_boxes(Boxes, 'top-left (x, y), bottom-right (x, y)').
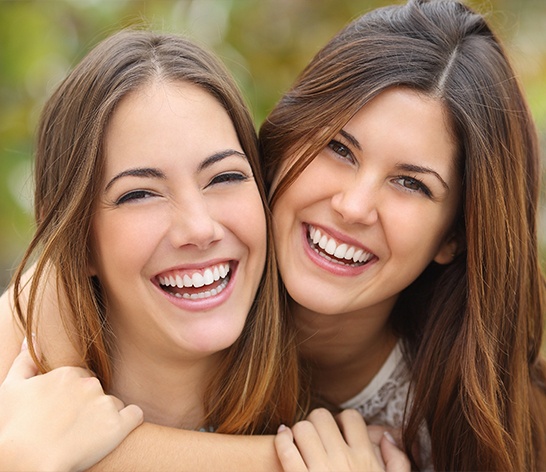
top-left (1, 0), bottom-right (546, 296)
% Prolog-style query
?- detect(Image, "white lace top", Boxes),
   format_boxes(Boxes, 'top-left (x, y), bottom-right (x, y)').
top-left (339, 342), bottom-right (433, 471)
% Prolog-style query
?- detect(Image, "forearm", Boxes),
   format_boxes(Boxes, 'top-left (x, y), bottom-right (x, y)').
top-left (90, 423), bottom-right (282, 472)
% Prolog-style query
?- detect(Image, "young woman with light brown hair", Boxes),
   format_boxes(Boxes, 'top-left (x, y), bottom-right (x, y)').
top-left (1, 1), bottom-right (545, 471)
top-left (0, 29), bottom-right (307, 471)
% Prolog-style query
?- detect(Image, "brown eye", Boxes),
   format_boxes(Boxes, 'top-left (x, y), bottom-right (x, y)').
top-left (393, 176), bottom-right (432, 197)
top-left (328, 141), bottom-right (350, 157)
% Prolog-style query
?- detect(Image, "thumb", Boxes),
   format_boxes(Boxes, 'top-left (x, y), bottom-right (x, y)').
top-left (118, 403), bottom-right (144, 435)
top-left (4, 340), bottom-right (40, 382)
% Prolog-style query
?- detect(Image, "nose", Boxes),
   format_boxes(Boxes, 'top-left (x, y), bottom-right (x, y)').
top-left (330, 178), bottom-right (379, 226)
top-left (168, 194), bottom-right (224, 250)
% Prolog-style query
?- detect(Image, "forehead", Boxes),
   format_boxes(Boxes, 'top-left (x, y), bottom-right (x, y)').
top-left (343, 87), bottom-right (458, 168)
top-left (102, 81), bottom-right (242, 174)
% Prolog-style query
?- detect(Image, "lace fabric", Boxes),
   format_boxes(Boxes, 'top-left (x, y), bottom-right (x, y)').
top-left (339, 342), bottom-right (433, 471)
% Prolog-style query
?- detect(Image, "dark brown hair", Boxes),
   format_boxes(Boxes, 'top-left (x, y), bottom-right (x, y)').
top-left (260, 0), bottom-right (546, 469)
top-left (13, 29), bottom-right (303, 434)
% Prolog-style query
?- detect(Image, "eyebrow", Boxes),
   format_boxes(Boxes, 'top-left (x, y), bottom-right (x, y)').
top-left (197, 149), bottom-right (247, 172)
top-left (339, 128), bottom-right (449, 191)
top-left (339, 129), bottom-right (362, 151)
top-left (104, 149), bottom-right (248, 192)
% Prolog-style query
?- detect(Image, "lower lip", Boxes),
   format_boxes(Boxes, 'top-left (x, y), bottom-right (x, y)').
top-left (301, 225), bottom-right (373, 276)
top-left (153, 264), bottom-right (238, 312)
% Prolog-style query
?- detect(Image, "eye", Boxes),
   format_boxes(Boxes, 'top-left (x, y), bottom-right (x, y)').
top-left (115, 190), bottom-right (156, 205)
top-left (327, 140), bottom-right (355, 164)
top-left (207, 172), bottom-right (249, 187)
top-left (393, 176), bottom-right (432, 197)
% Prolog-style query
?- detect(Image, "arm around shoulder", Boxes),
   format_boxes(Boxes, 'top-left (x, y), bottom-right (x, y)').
top-left (90, 425), bottom-right (282, 472)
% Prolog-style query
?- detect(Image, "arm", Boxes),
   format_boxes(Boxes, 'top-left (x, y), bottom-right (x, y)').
top-left (0, 275), bottom-right (284, 472)
top-left (91, 427), bottom-right (281, 472)
top-left (274, 408), bottom-right (410, 472)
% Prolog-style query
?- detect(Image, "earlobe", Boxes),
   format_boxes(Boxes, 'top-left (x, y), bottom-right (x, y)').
top-left (433, 237), bottom-right (458, 265)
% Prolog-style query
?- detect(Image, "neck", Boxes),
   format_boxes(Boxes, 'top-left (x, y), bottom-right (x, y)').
top-left (294, 299), bottom-right (398, 406)
top-left (108, 338), bottom-right (221, 430)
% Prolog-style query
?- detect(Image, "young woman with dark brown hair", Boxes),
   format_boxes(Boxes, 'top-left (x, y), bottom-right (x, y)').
top-left (1, 1), bottom-right (545, 471)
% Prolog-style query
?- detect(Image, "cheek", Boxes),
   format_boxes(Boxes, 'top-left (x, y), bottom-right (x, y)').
top-left (384, 203), bottom-right (452, 260)
top-left (221, 189), bottom-right (267, 260)
top-left (91, 212), bottom-right (167, 277)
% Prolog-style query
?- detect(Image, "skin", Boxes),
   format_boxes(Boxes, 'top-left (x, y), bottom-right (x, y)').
top-left (279, 88), bottom-right (461, 406)
top-left (0, 87), bottom-right (455, 471)
top-left (88, 80), bottom-right (266, 429)
top-left (0, 345), bottom-right (143, 472)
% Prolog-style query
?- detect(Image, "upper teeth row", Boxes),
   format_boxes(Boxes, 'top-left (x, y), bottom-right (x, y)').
top-left (158, 263), bottom-right (230, 289)
top-left (309, 225), bottom-right (372, 263)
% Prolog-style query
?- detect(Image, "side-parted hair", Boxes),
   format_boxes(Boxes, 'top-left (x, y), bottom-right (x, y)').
top-left (260, 0), bottom-right (546, 469)
top-left (13, 29), bottom-right (303, 434)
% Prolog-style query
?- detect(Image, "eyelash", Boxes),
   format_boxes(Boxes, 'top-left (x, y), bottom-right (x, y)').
top-left (207, 172), bottom-right (249, 187)
top-left (115, 190), bottom-right (156, 205)
top-left (393, 176), bottom-right (432, 197)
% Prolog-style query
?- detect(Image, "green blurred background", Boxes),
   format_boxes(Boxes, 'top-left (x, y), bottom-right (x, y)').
top-left (1, 0), bottom-right (545, 293)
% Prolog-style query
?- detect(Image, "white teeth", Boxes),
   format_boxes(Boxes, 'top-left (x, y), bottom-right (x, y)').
top-left (353, 249), bottom-right (363, 262)
top-left (334, 243), bottom-right (348, 258)
top-left (175, 275), bottom-right (183, 288)
top-left (308, 225), bottom-right (373, 265)
top-left (181, 277), bottom-right (228, 299)
top-left (159, 263), bottom-right (230, 289)
top-left (192, 273), bottom-right (205, 288)
top-left (203, 269), bottom-right (214, 285)
top-left (325, 239), bottom-right (337, 255)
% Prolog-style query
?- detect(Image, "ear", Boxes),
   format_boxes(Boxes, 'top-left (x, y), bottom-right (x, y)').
top-left (433, 236), bottom-right (458, 265)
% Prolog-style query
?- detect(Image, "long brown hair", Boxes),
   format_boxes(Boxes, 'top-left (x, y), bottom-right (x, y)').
top-left (13, 29), bottom-right (302, 434)
top-left (260, 0), bottom-right (546, 469)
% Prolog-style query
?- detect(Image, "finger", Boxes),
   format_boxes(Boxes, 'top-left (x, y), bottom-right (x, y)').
top-left (4, 345), bottom-right (39, 382)
top-left (307, 408), bottom-right (345, 452)
top-left (118, 404), bottom-right (144, 433)
top-left (335, 409), bottom-right (370, 448)
top-left (336, 411), bottom-right (385, 468)
top-left (275, 425), bottom-right (308, 472)
top-left (292, 419), bottom-right (332, 469)
top-left (381, 434), bottom-right (411, 472)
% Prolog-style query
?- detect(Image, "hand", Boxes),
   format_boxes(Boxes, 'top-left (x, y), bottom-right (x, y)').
top-left (0, 344), bottom-right (143, 472)
top-left (275, 408), bottom-right (410, 472)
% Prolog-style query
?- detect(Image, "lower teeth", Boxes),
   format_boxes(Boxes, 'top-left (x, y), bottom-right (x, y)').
top-left (171, 276), bottom-right (229, 300)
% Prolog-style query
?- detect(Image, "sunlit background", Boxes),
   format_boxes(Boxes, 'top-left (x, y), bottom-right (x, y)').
top-left (1, 0), bottom-right (545, 294)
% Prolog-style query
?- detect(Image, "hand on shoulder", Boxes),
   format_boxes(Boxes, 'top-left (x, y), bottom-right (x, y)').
top-left (274, 408), bottom-right (410, 472)
top-left (0, 343), bottom-right (143, 472)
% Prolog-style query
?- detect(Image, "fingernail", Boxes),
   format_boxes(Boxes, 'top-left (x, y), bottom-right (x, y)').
top-left (21, 337), bottom-right (29, 351)
top-left (384, 431), bottom-right (398, 446)
top-left (277, 424), bottom-right (287, 433)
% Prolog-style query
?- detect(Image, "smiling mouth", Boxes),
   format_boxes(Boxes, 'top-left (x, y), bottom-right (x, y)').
top-left (307, 225), bottom-right (374, 267)
top-left (157, 262), bottom-right (232, 300)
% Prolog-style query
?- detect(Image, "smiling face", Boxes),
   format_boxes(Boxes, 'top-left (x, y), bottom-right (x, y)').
top-left (272, 87), bottom-right (461, 319)
top-left (89, 81), bottom-right (266, 361)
